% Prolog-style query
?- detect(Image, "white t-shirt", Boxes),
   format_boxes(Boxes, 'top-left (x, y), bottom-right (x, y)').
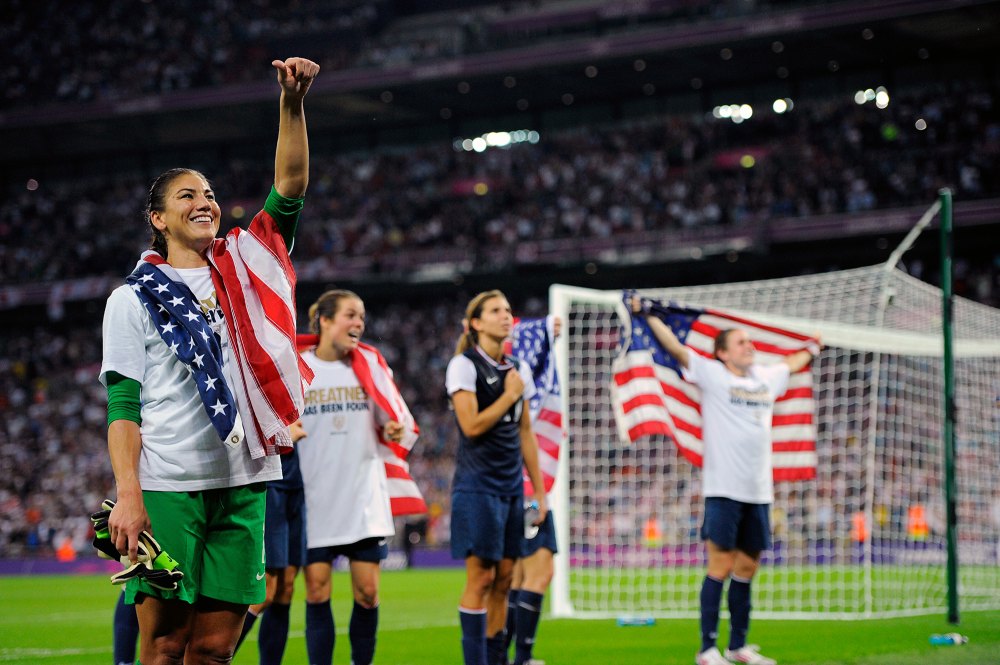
top-left (99, 268), bottom-right (281, 491)
top-left (682, 352), bottom-right (790, 504)
top-left (296, 350), bottom-right (394, 548)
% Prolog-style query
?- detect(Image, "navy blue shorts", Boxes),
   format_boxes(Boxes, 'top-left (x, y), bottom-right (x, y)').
top-left (522, 511), bottom-right (558, 557)
top-left (263, 484), bottom-right (307, 570)
top-left (701, 497), bottom-right (771, 554)
top-left (307, 536), bottom-right (389, 565)
top-left (450, 491), bottom-right (522, 563)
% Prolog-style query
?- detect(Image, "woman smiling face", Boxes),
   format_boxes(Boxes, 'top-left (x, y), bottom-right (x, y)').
top-left (319, 295), bottom-right (366, 358)
top-left (149, 171), bottom-right (222, 258)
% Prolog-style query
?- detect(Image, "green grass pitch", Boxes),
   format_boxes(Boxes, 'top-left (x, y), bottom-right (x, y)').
top-left (0, 569), bottom-right (998, 664)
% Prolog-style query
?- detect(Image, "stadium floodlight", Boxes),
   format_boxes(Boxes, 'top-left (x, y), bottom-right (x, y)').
top-left (772, 98), bottom-right (793, 114)
top-left (875, 87), bottom-right (890, 109)
top-left (455, 129), bottom-right (539, 152)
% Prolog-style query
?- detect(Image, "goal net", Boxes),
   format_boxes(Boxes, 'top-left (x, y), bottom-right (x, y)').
top-left (548, 264), bottom-right (1000, 619)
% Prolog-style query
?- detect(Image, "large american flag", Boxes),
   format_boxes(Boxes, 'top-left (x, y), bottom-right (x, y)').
top-left (611, 295), bottom-right (818, 481)
top-left (511, 316), bottom-right (564, 494)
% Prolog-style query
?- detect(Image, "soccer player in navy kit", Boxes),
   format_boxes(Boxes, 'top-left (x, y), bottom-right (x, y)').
top-left (446, 290), bottom-right (548, 665)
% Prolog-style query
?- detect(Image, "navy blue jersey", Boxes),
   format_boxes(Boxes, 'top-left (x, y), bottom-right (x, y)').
top-left (269, 445), bottom-right (303, 490)
top-left (446, 348), bottom-right (528, 496)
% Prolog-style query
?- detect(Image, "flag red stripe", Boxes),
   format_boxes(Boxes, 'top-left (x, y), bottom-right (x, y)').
top-left (622, 393), bottom-right (667, 412)
top-left (661, 382), bottom-right (699, 411)
top-left (535, 408), bottom-right (562, 427)
top-left (614, 365), bottom-right (657, 385)
top-left (536, 435), bottom-right (561, 458)
top-left (383, 462), bottom-right (412, 480)
top-left (390, 496), bottom-right (427, 515)
top-left (627, 420), bottom-right (673, 440)
top-left (772, 466), bottom-right (817, 481)
top-left (672, 416), bottom-right (703, 440)
top-left (771, 440), bottom-right (816, 452)
top-left (772, 413), bottom-right (813, 426)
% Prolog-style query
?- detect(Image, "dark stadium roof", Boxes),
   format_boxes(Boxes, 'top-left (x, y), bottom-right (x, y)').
top-left (2, 0), bottom-right (998, 167)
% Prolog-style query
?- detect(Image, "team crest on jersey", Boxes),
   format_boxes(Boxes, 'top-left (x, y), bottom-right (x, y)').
top-left (333, 415), bottom-right (345, 430)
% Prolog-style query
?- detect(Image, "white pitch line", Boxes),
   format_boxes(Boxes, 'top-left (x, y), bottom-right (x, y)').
top-left (0, 617), bottom-right (457, 661)
top-left (0, 646), bottom-right (110, 662)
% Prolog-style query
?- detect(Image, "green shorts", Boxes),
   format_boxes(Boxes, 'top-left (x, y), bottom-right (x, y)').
top-left (125, 483), bottom-right (266, 606)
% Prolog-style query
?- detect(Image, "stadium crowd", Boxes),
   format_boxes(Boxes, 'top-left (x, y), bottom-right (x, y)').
top-left (3, 84), bottom-right (998, 291)
top-left (1, 0), bottom-right (389, 109)
top-left (3, 0), bottom-right (768, 111)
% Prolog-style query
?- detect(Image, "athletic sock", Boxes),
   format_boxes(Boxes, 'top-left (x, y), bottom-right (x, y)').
top-left (305, 600), bottom-right (335, 665)
top-left (513, 590), bottom-right (544, 665)
top-left (486, 632), bottom-right (507, 665)
top-left (504, 589), bottom-right (520, 661)
top-left (259, 603), bottom-right (291, 665)
top-left (349, 601), bottom-right (379, 665)
top-left (113, 592), bottom-right (139, 665)
top-left (459, 606), bottom-right (487, 665)
top-left (727, 575), bottom-right (752, 651)
top-left (700, 575), bottom-right (725, 653)
top-left (233, 608), bottom-right (259, 653)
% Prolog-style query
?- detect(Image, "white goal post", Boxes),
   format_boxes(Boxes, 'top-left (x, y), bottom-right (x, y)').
top-left (548, 265), bottom-right (1000, 620)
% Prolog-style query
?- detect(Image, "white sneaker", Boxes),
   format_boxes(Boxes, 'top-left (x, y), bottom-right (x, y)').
top-left (725, 644), bottom-right (777, 665)
top-left (695, 646), bottom-right (730, 665)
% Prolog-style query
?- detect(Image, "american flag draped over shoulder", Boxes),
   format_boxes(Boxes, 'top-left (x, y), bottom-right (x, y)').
top-left (295, 335), bottom-right (427, 516)
top-left (207, 211), bottom-right (314, 458)
top-left (611, 294), bottom-right (818, 481)
top-left (127, 254), bottom-right (244, 445)
top-left (511, 316), bottom-right (564, 495)
top-left (128, 208), bottom-right (313, 459)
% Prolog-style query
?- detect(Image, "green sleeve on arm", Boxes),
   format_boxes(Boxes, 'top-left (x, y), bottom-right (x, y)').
top-left (263, 185), bottom-right (305, 253)
top-left (106, 371), bottom-right (141, 426)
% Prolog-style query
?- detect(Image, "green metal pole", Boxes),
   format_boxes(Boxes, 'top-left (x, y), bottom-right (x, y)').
top-left (939, 187), bottom-right (959, 624)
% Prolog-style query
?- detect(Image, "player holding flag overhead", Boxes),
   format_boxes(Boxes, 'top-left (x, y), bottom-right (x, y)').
top-left (447, 290), bottom-right (548, 665)
top-left (295, 289), bottom-right (425, 665)
top-left (628, 295), bottom-right (819, 665)
top-left (98, 56), bottom-right (319, 664)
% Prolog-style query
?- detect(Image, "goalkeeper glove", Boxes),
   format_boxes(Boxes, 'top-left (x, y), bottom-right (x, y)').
top-left (90, 499), bottom-right (184, 591)
top-left (109, 531), bottom-right (184, 591)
